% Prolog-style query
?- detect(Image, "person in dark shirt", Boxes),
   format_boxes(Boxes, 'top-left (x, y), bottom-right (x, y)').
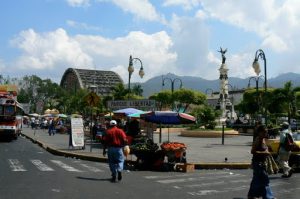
top-left (127, 118), bottom-right (140, 137)
top-left (102, 120), bottom-right (127, 182)
top-left (247, 125), bottom-right (276, 199)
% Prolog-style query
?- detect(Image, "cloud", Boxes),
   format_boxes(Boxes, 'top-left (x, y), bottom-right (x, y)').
top-left (98, 0), bottom-right (166, 23)
top-left (162, 0), bottom-right (200, 10)
top-left (9, 28), bottom-right (176, 83)
top-left (74, 30), bottom-right (177, 81)
top-left (200, 0), bottom-right (300, 53)
top-left (10, 28), bottom-right (93, 80)
top-left (66, 0), bottom-right (90, 7)
top-left (163, 0), bottom-right (200, 10)
top-left (66, 20), bottom-right (103, 32)
top-left (168, 14), bottom-right (217, 79)
top-left (262, 33), bottom-right (288, 53)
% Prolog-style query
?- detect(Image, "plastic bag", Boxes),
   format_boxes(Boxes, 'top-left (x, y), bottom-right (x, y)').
top-left (123, 145), bottom-right (130, 156)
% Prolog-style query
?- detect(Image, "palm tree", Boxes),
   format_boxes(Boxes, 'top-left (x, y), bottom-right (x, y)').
top-left (132, 84), bottom-right (143, 96)
top-left (111, 83), bottom-right (128, 100)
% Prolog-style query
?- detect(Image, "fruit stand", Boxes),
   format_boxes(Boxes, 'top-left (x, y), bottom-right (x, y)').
top-left (129, 138), bottom-right (188, 171)
top-left (160, 142), bottom-right (187, 164)
top-left (129, 137), bottom-right (161, 170)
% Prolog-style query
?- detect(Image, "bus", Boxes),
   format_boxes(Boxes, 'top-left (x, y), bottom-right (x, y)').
top-left (0, 85), bottom-right (24, 140)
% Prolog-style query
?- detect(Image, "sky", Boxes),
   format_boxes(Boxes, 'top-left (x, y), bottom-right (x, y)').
top-left (1, 0), bottom-right (300, 84)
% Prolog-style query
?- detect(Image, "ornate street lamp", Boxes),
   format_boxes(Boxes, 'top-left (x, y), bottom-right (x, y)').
top-left (205, 88), bottom-right (214, 97)
top-left (128, 55), bottom-right (145, 99)
top-left (162, 77), bottom-right (183, 94)
top-left (162, 76), bottom-right (183, 110)
top-left (252, 49), bottom-right (267, 125)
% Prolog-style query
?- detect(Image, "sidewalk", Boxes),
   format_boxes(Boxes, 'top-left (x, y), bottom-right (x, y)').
top-left (21, 127), bottom-right (253, 169)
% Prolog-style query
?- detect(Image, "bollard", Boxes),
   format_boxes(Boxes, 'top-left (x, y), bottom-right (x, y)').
top-left (222, 124), bottom-right (225, 145)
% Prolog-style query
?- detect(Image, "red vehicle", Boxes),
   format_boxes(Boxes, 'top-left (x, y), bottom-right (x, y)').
top-left (0, 85), bottom-right (23, 140)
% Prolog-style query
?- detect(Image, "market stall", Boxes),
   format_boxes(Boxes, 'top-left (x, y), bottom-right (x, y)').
top-left (128, 111), bottom-right (196, 171)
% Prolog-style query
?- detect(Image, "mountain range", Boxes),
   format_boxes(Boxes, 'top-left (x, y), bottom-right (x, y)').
top-left (136, 72), bottom-right (300, 97)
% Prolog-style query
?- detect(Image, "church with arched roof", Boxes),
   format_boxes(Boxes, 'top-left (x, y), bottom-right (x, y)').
top-left (60, 68), bottom-right (123, 96)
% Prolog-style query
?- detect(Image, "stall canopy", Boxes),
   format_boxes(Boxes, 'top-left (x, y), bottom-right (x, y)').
top-left (141, 111), bottom-right (196, 124)
top-left (113, 108), bottom-right (144, 116)
top-left (127, 111), bottom-right (149, 118)
top-left (141, 111), bottom-right (196, 143)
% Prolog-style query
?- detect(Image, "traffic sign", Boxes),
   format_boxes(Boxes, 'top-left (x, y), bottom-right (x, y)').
top-left (85, 92), bottom-right (100, 107)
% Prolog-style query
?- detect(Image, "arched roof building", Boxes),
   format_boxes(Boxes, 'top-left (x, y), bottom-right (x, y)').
top-left (60, 68), bottom-right (123, 96)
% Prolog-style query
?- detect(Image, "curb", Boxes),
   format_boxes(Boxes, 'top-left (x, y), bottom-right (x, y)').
top-left (21, 133), bottom-right (251, 170)
top-left (193, 162), bottom-right (251, 170)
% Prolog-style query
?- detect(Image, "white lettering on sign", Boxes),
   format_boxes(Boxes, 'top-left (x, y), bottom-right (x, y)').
top-left (107, 100), bottom-right (156, 110)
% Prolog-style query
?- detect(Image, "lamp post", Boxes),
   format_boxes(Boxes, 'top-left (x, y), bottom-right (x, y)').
top-left (252, 49), bottom-right (267, 126)
top-left (205, 88), bottom-right (214, 97)
top-left (128, 55), bottom-right (145, 99)
top-left (162, 77), bottom-right (183, 110)
top-left (162, 77), bottom-right (183, 94)
top-left (248, 75), bottom-right (265, 116)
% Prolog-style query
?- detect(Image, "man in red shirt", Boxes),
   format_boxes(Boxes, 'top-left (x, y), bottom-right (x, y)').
top-left (103, 120), bottom-right (127, 182)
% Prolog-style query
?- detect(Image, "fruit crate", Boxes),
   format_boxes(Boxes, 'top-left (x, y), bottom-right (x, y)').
top-left (175, 163), bottom-right (195, 172)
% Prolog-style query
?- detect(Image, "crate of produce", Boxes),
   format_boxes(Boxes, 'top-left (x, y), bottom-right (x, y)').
top-left (175, 163), bottom-right (194, 172)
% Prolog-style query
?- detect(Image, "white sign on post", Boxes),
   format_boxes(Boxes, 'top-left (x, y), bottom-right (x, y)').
top-left (71, 117), bottom-right (85, 147)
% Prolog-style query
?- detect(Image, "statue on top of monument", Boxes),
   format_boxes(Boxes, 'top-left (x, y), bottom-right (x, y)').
top-left (218, 47), bottom-right (227, 64)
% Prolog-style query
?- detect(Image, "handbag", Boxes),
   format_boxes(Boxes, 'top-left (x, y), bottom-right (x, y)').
top-left (265, 155), bottom-right (279, 175)
top-left (284, 133), bottom-right (294, 151)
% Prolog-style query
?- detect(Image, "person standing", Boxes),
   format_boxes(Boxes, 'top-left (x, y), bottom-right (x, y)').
top-left (278, 122), bottom-right (293, 178)
top-left (102, 120), bottom-right (127, 183)
top-left (248, 125), bottom-right (276, 199)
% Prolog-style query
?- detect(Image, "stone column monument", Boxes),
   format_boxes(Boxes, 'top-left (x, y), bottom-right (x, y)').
top-left (218, 47), bottom-right (234, 119)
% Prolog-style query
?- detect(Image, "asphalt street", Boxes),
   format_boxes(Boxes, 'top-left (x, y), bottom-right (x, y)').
top-left (1, 135), bottom-right (300, 199)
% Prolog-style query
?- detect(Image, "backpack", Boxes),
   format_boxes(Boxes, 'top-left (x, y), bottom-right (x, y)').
top-left (284, 133), bottom-right (294, 151)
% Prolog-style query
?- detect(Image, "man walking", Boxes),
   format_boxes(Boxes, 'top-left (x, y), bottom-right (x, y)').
top-left (102, 120), bottom-right (127, 182)
top-left (278, 122), bottom-right (293, 178)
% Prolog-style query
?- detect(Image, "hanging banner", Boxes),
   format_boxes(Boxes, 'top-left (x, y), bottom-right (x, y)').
top-left (71, 117), bottom-right (85, 147)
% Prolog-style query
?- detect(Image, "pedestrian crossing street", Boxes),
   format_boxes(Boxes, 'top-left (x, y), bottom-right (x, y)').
top-left (143, 171), bottom-right (299, 198)
top-left (6, 158), bottom-right (108, 173)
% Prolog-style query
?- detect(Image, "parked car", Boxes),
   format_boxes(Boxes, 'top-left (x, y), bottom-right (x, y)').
top-left (266, 132), bottom-right (300, 169)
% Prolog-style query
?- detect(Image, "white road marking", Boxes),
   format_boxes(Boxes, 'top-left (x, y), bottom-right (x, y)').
top-left (50, 160), bottom-right (82, 172)
top-left (30, 160), bottom-right (54, 171)
top-left (79, 163), bottom-right (103, 172)
top-left (156, 173), bottom-right (244, 184)
top-left (8, 159), bottom-right (26, 171)
top-left (144, 171), bottom-right (229, 179)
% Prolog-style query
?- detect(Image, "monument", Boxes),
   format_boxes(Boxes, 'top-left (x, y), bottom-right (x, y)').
top-left (217, 47), bottom-right (236, 120)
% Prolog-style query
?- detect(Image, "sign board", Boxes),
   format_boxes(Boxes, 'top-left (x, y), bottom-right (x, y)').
top-left (107, 99), bottom-right (156, 110)
top-left (71, 117), bottom-right (85, 147)
top-left (85, 92), bottom-right (100, 107)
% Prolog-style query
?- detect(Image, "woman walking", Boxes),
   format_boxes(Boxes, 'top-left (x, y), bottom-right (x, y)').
top-left (248, 125), bottom-right (276, 199)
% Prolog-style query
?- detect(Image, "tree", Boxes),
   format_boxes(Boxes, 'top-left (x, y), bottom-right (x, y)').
top-left (149, 90), bottom-right (173, 110)
top-left (191, 104), bottom-right (220, 129)
top-left (131, 84), bottom-right (143, 96)
top-left (173, 88), bottom-right (206, 112)
top-left (149, 88), bottom-right (206, 112)
top-left (111, 83), bottom-right (128, 100)
top-left (269, 81), bottom-right (299, 122)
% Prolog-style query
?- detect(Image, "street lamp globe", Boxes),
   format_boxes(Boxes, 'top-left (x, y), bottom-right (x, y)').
top-left (138, 66), bottom-right (145, 78)
top-left (252, 59), bottom-right (261, 76)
